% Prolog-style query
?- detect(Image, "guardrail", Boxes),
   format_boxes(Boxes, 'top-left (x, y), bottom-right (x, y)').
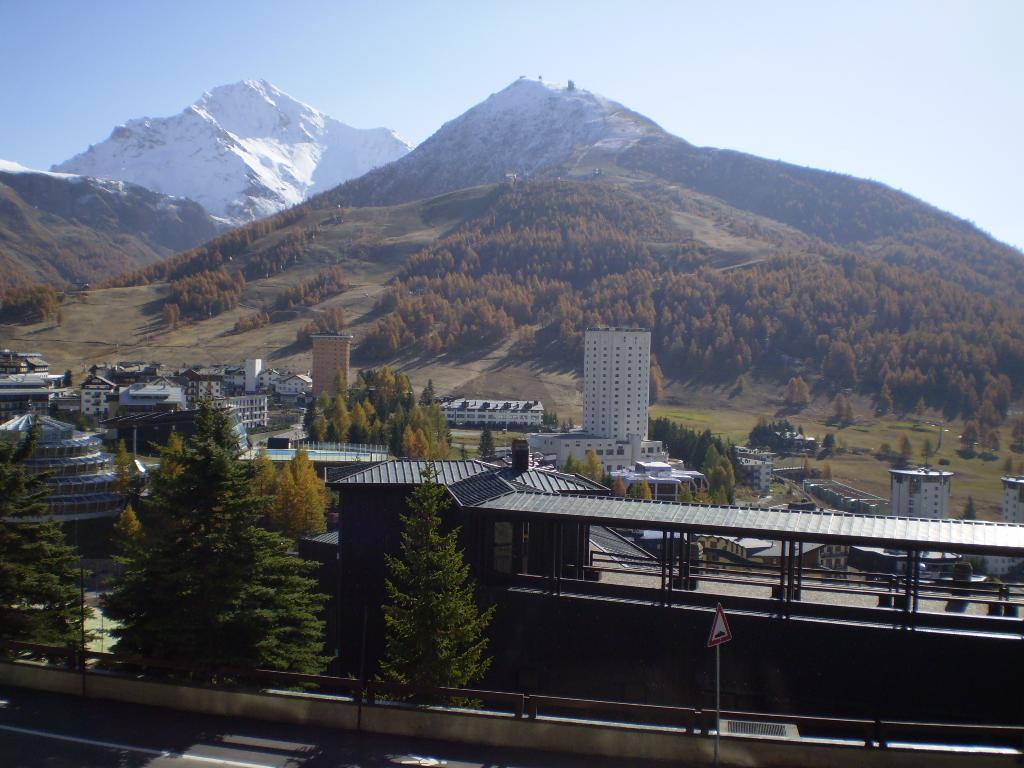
top-left (2, 640), bottom-right (1022, 753)
top-left (588, 546), bottom-right (1024, 620)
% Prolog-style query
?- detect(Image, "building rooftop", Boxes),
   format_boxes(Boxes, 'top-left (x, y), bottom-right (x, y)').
top-left (0, 413), bottom-right (79, 441)
top-left (440, 398), bottom-right (543, 412)
top-left (889, 467), bottom-right (954, 478)
top-left (328, 459), bottom-right (498, 486)
top-left (326, 459), bottom-right (607, 501)
top-left (470, 492), bottom-right (1024, 556)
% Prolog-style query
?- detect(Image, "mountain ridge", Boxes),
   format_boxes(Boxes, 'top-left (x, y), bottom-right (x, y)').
top-left (54, 79), bottom-right (411, 224)
top-left (0, 160), bottom-right (220, 291)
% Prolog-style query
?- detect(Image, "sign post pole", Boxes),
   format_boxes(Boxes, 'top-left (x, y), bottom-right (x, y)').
top-left (706, 603), bottom-right (732, 768)
top-left (715, 641), bottom-right (721, 767)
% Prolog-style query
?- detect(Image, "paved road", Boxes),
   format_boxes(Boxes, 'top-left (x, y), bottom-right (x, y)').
top-left (0, 687), bottom-right (667, 768)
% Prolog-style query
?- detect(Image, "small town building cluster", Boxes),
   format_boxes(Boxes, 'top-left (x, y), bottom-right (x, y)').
top-left (0, 349), bottom-right (321, 447)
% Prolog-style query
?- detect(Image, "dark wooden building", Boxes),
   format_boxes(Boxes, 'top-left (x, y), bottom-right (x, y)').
top-left (322, 450), bottom-right (1024, 724)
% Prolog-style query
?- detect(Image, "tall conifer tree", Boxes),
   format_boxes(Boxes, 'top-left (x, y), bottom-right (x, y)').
top-left (0, 425), bottom-right (83, 646)
top-left (103, 401), bottom-right (327, 673)
top-left (379, 466), bottom-right (493, 698)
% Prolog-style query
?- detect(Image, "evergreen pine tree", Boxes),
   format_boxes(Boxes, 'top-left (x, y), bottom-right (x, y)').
top-left (0, 425), bottom-right (84, 646)
top-left (963, 497), bottom-right (977, 520)
top-left (103, 401), bottom-right (327, 674)
top-left (419, 379), bottom-right (436, 406)
top-left (477, 427), bottom-right (496, 460)
top-left (379, 465), bottom-right (493, 698)
top-left (561, 454), bottom-right (582, 474)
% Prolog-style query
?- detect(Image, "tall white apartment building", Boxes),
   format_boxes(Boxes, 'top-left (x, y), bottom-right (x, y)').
top-left (583, 327), bottom-right (650, 440)
top-left (530, 327), bottom-right (665, 474)
top-left (889, 467), bottom-right (953, 519)
top-left (986, 477), bottom-right (1024, 577)
top-left (244, 358), bottom-right (263, 394)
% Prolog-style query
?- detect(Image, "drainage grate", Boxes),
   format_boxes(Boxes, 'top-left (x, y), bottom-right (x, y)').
top-left (723, 719), bottom-right (798, 739)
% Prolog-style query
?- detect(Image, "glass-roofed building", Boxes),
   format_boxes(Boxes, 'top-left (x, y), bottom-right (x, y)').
top-left (0, 413), bottom-right (124, 520)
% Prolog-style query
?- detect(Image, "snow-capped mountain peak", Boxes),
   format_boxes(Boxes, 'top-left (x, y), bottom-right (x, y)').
top-left (331, 78), bottom-right (666, 206)
top-left (53, 81), bottom-right (411, 223)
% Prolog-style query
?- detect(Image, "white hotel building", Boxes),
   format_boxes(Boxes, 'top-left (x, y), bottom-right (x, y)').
top-left (530, 327), bottom-right (666, 472)
top-left (889, 467), bottom-right (953, 519)
top-left (440, 399), bottom-right (544, 429)
top-left (987, 476), bottom-right (1024, 577)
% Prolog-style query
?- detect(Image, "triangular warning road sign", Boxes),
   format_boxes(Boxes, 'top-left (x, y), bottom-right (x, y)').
top-left (707, 603), bottom-right (733, 648)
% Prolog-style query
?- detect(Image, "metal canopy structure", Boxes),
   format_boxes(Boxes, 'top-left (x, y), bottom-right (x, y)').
top-left (474, 491), bottom-right (1024, 556)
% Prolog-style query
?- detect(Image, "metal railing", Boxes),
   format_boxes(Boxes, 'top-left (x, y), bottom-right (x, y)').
top-left (1, 641), bottom-right (1022, 752)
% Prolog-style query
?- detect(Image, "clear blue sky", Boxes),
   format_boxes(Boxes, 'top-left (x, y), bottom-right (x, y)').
top-left (2, 0), bottom-right (1021, 250)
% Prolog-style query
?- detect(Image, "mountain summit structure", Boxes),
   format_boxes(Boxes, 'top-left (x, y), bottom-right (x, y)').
top-left (54, 80), bottom-right (411, 223)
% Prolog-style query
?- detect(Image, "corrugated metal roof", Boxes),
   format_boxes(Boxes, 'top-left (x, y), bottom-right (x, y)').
top-left (325, 462), bottom-right (384, 483)
top-left (448, 473), bottom-right (523, 507)
top-left (589, 526), bottom-right (657, 563)
top-left (473, 493), bottom-right (1024, 556)
top-left (303, 530), bottom-right (339, 546)
top-left (329, 459), bottom-right (496, 487)
top-left (497, 468), bottom-right (606, 494)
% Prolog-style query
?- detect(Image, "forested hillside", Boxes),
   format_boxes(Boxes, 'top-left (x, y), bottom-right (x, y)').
top-left (618, 136), bottom-right (1024, 297)
top-left (362, 181), bottom-right (1023, 421)
top-left (0, 168), bottom-right (219, 294)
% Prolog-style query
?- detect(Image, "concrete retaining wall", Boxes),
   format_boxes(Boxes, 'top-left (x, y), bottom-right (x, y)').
top-left (0, 662), bottom-right (1016, 767)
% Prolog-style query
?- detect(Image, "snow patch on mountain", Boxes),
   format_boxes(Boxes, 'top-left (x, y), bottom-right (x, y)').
top-left (1, 158), bottom-right (80, 180)
top-left (338, 78), bottom-right (664, 205)
top-left (53, 80), bottom-right (411, 223)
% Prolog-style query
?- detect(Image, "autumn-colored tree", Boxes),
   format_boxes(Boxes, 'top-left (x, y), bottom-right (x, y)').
top-left (961, 420), bottom-right (979, 453)
top-left (270, 449), bottom-right (327, 538)
top-left (822, 341), bottom-right (856, 386)
top-left (402, 425), bottom-right (430, 458)
top-left (309, 413), bottom-right (328, 443)
top-left (162, 303), bottom-right (180, 329)
top-left (349, 402), bottom-right (371, 444)
top-left (784, 377), bottom-right (811, 407)
top-left (113, 503), bottom-right (143, 555)
top-left (628, 480), bottom-right (653, 500)
top-left (830, 393), bottom-right (853, 426)
top-left (113, 439), bottom-right (134, 495)
top-left (611, 476), bottom-right (628, 496)
top-left (582, 450), bottom-right (604, 483)
top-left (329, 395), bottom-right (350, 442)
top-left (252, 448), bottom-right (277, 498)
top-left (649, 354), bottom-right (665, 404)
top-left (878, 382), bottom-right (894, 415)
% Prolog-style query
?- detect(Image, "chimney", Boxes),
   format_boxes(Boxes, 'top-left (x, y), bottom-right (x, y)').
top-left (511, 439), bottom-right (529, 472)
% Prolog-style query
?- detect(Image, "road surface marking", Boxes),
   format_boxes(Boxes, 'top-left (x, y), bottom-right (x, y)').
top-left (0, 724), bottom-right (277, 768)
